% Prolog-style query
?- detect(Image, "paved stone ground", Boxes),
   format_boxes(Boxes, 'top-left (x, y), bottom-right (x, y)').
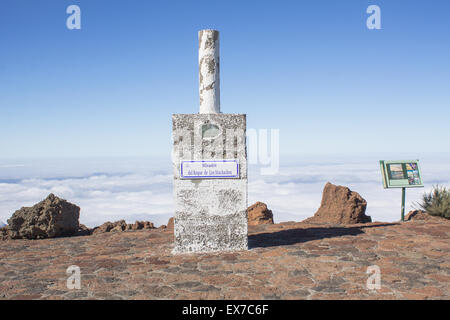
top-left (0, 218), bottom-right (449, 300)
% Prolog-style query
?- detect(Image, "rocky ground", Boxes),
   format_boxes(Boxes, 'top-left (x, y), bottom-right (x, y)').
top-left (0, 217), bottom-right (449, 300)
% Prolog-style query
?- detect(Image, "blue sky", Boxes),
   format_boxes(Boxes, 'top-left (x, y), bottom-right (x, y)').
top-left (1, 0), bottom-right (449, 158)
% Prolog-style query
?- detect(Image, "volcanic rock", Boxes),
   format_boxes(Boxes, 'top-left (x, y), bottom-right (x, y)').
top-left (304, 182), bottom-right (371, 224)
top-left (0, 227), bottom-right (8, 240)
top-left (6, 193), bottom-right (80, 239)
top-left (76, 224), bottom-right (92, 236)
top-left (131, 221), bottom-right (155, 230)
top-left (406, 210), bottom-right (435, 221)
top-left (92, 220), bottom-right (126, 234)
top-left (111, 220), bottom-right (128, 232)
top-left (92, 221), bottom-right (115, 234)
top-left (167, 217), bottom-right (174, 229)
top-left (92, 220), bottom-right (155, 234)
top-left (247, 202), bottom-right (274, 226)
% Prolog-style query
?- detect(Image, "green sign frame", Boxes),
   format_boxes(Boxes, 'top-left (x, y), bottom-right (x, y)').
top-left (380, 160), bottom-right (424, 189)
top-left (380, 159), bottom-right (424, 221)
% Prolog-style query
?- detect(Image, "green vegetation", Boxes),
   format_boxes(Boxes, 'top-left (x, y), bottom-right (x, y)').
top-left (417, 185), bottom-right (450, 219)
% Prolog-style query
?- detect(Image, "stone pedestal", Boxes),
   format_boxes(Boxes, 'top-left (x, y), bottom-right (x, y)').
top-left (172, 113), bottom-right (248, 253)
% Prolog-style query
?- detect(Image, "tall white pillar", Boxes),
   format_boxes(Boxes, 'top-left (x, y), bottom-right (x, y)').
top-left (199, 29), bottom-right (220, 114)
top-left (172, 30), bottom-right (248, 254)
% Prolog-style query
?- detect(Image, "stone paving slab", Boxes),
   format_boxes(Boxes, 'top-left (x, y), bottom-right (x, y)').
top-left (0, 219), bottom-right (449, 300)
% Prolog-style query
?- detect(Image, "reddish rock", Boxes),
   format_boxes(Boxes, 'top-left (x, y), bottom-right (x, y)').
top-left (160, 217), bottom-right (174, 230)
top-left (167, 217), bottom-right (174, 229)
top-left (406, 210), bottom-right (435, 221)
top-left (129, 223), bottom-right (139, 230)
top-left (92, 221), bottom-right (115, 234)
top-left (110, 220), bottom-right (128, 232)
top-left (0, 227), bottom-right (8, 240)
top-left (76, 224), bottom-right (92, 236)
top-left (146, 221), bottom-right (155, 229)
top-left (247, 202), bottom-right (274, 226)
top-left (92, 220), bottom-right (154, 234)
top-left (304, 182), bottom-right (371, 224)
top-left (131, 221), bottom-right (155, 230)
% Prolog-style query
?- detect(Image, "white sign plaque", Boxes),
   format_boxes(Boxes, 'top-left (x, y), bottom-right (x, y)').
top-left (180, 160), bottom-right (239, 179)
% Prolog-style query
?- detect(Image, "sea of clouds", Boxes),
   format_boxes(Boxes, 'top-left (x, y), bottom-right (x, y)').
top-left (0, 154), bottom-right (449, 228)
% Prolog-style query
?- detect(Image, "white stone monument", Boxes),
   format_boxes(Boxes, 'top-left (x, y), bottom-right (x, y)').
top-left (172, 30), bottom-right (248, 253)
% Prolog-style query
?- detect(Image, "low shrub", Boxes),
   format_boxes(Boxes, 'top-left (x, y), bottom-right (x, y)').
top-left (417, 185), bottom-right (450, 219)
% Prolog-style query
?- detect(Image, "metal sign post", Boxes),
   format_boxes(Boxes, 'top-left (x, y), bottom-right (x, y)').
top-left (401, 187), bottom-right (406, 221)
